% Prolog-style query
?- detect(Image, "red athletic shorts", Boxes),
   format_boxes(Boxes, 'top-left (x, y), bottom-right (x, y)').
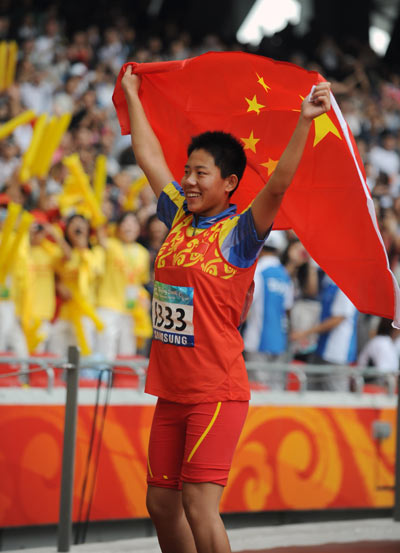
top-left (147, 398), bottom-right (249, 489)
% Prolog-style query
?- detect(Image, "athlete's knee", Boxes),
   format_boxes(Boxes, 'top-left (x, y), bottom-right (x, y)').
top-left (182, 493), bottom-right (202, 526)
top-left (146, 487), bottom-right (168, 519)
top-left (146, 486), bottom-right (183, 522)
top-left (182, 482), bottom-right (222, 525)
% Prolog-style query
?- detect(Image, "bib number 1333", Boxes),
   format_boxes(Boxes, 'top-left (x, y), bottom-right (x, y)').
top-left (152, 281), bottom-right (194, 347)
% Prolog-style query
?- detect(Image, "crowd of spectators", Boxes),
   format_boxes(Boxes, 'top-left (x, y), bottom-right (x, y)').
top-left (1, 3), bottom-right (400, 387)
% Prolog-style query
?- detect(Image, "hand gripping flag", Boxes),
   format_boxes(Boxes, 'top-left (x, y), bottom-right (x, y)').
top-left (113, 51), bottom-right (400, 326)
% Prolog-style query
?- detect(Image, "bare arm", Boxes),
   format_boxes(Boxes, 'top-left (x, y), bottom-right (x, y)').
top-left (121, 65), bottom-right (174, 198)
top-left (44, 223), bottom-right (72, 260)
top-left (303, 260), bottom-right (319, 297)
top-left (290, 315), bottom-right (345, 342)
top-left (251, 82), bottom-right (331, 238)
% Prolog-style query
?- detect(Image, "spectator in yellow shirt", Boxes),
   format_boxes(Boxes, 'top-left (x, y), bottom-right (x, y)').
top-left (18, 220), bottom-right (72, 353)
top-left (0, 210), bottom-right (29, 358)
top-left (96, 211), bottom-right (151, 359)
top-left (49, 214), bottom-right (104, 357)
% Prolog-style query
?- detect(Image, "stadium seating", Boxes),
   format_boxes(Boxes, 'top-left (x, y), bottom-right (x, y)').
top-left (0, 352), bottom-right (22, 387)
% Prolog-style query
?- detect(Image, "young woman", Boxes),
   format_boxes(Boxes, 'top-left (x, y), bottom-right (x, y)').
top-left (49, 214), bottom-right (103, 357)
top-left (96, 210), bottom-right (151, 359)
top-left (120, 64), bottom-right (331, 553)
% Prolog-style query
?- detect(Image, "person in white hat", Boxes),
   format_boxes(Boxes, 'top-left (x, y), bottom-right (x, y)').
top-left (243, 231), bottom-right (294, 389)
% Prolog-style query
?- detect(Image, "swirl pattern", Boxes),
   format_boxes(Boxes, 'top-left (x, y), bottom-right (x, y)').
top-left (156, 219), bottom-right (237, 279)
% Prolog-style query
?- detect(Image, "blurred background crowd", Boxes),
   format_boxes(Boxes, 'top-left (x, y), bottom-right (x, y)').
top-left (0, 0), bottom-right (400, 388)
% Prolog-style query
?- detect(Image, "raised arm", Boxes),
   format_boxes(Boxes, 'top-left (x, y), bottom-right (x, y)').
top-left (121, 65), bottom-right (174, 198)
top-left (251, 82), bottom-right (331, 238)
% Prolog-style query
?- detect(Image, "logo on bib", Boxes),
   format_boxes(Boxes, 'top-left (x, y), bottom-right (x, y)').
top-left (152, 281), bottom-right (194, 347)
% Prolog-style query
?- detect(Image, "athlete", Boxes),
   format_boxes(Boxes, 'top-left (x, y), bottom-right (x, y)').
top-left (120, 64), bottom-right (331, 553)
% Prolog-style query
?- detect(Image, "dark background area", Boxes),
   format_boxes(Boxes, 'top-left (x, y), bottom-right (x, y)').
top-left (1, 0), bottom-right (400, 67)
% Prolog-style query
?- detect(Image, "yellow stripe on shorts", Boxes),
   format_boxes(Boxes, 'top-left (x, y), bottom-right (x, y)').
top-left (187, 402), bottom-right (221, 463)
top-left (147, 456), bottom-right (153, 478)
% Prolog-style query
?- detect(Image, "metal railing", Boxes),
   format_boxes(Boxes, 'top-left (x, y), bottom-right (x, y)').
top-left (0, 355), bottom-right (397, 395)
top-left (0, 353), bottom-right (148, 392)
top-left (245, 361), bottom-right (398, 395)
top-left (58, 347), bottom-right (80, 552)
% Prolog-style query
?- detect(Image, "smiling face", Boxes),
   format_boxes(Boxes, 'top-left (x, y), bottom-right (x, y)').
top-left (118, 213), bottom-right (140, 244)
top-left (30, 223), bottom-right (46, 245)
top-left (65, 216), bottom-right (90, 249)
top-left (181, 149), bottom-right (237, 218)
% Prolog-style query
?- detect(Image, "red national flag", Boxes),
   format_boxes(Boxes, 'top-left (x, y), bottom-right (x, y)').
top-left (113, 51), bottom-right (400, 326)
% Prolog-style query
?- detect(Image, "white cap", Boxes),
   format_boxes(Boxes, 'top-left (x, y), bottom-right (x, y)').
top-left (263, 230), bottom-right (288, 252)
top-left (69, 63), bottom-right (87, 77)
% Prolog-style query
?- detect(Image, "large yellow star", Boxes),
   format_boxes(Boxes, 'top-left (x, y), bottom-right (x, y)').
top-left (313, 113), bottom-right (342, 146)
top-left (261, 158), bottom-right (279, 176)
top-left (245, 95), bottom-right (265, 115)
top-left (295, 94), bottom-right (342, 146)
top-left (241, 130), bottom-right (260, 153)
top-left (256, 73), bottom-right (270, 93)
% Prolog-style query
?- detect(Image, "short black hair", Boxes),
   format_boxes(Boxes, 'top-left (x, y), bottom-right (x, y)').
top-left (117, 210), bottom-right (138, 227)
top-left (376, 317), bottom-right (394, 336)
top-left (187, 131), bottom-right (247, 198)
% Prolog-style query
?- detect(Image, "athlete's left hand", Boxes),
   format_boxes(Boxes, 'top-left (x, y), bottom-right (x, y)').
top-left (301, 82), bottom-right (331, 121)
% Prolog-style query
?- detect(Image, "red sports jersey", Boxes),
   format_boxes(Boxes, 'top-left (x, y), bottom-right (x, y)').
top-left (145, 211), bottom-right (257, 403)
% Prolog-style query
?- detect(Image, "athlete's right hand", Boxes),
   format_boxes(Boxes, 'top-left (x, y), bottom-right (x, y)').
top-left (121, 64), bottom-right (141, 97)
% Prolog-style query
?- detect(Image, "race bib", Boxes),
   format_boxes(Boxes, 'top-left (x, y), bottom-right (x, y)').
top-left (152, 281), bottom-right (194, 347)
top-left (125, 284), bottom-right (138, 309)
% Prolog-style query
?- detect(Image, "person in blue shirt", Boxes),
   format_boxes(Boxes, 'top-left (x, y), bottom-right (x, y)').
top-left (243, 231), bottom-right (294, 389)
top-left (291, 273), bottom-right (358, 390)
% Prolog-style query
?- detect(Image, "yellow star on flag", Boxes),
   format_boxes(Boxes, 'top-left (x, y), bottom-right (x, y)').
top-left (294, 94), bottom-right (342, 146)
top-left (241, 130), bottom-right (260, 153)
top-left (292, 93), bottom-right (304, 112)
top-left (261, 158), bottom-right (279, 176)
top-left (313, 113), bottom-right (342, 147)
top-left (256, 73), bottom-right (270, 93)
top-left (245, 95), bottom-right (265, 115)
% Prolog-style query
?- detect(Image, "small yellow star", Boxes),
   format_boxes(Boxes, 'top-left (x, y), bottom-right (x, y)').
top-left (292, 94), bottom-right (304, 112)
top-left (261, 158), bottom-right (279, 176)
top-left (245, 95), bottom-right (265, 115)
top-left (241, 130), bottom-right (260, 153)
top-left (256, 73), bottom-right (271, 93)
